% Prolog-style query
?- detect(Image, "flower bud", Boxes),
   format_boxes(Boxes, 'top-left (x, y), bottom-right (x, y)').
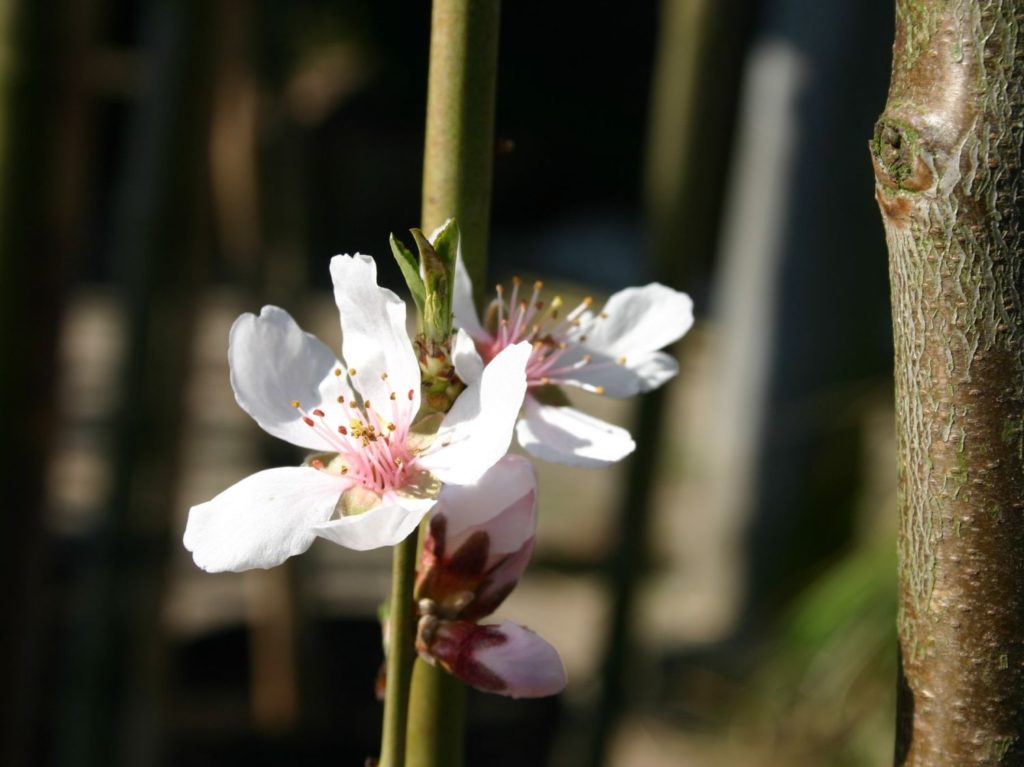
top-left (418, 619), bottom-right (566, 698)
top-left (416, 455), bottom-right (537, 620)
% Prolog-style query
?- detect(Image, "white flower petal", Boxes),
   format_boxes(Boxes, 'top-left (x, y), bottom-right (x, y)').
top-left (452, 328), bottom-right (485, 385)
top-left (556, 348), bottom-right (680, 398)
top-left (229, 306), bottom-right (343, 451)
top-left (313, 497), bottom-right (431, 551)
top-left (184, 467), bottom-right (348, 572)
top-left (436, 454), bottom-right (537, 555)
top-left (583, 283), bottom-right (693, 357)
top-left (621, 350), bottom-right (680, 390)
top-left (418, 342), bottom-right (531, 485)
top-left (452, 253), bottom-right (489, 342)
top-left (330, 254), bottom-right (420, 415)
top-left (515, 397), bottom-right (636, 467)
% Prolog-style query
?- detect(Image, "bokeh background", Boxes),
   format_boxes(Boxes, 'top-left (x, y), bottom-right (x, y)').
top-left (2, 1), bottom-right (899, 765)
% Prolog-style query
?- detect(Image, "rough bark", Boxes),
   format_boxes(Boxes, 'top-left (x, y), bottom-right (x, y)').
top-left (870, 2), bottom-right (1024, 764)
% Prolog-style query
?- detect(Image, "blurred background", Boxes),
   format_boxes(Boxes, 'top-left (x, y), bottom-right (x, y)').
top-left (1, 1), bottom-right (899, 765)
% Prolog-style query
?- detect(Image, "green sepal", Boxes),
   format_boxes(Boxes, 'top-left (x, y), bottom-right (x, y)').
top-left (389, 233), bottom-right (425, 315)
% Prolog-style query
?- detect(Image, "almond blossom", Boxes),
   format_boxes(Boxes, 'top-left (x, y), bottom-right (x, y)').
top-left (184, 254), bottom-right (531, 573)
top-left (451, 254), bottom-right (694, 467)
top-left (414, 455), bottom-right (566, 698)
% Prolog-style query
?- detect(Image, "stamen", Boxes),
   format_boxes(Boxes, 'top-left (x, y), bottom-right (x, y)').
top-left (618, 356), bottom-right (627, 365)
top-left (334, 368), bottom-right (342, 376)
top-left (338, 425), bottom-right (348, 435)
top-left (312, 409), bottom-right (325, 417)
top-left (311, 458), bottom-right (324, 469)
top-left (291, 400), bottom-right (300, 408)
top-left (303, 416), bottom-right (315, 427)
top-left (348, 367), bottom-right (357, 376)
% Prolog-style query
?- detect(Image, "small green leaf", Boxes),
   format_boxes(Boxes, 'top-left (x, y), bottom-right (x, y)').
top-left (389, 233), bottom-right (425, 314)
top-left (430, 217), bottom-right (460, 274)
top-left (412, 227), bottom-right (452, 343)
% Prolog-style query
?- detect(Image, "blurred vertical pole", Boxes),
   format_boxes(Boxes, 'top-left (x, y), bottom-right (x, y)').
top-left (0, 1), bottom-right (92, 765)
top-left (587, 1), bottom-right (747, 764)
top-left (56, 2), bottom-right (215, 766)
top-left (209, 0), bottom-right (301, 733)
top-left (871, 3), bottom-right (1024, 764)
top-left (405, 2), bottom-right (500, 767)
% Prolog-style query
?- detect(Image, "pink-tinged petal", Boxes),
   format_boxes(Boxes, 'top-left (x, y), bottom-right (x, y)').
top-left (461, 540), bottom-right (535, 621)
top-left (313, 497), bottom-right (432, 551)
top-left (184, 467), bottom-right (349, 572)
top-left (582, 283), bottom-right (693, 358)
top-left (452, 328), bottom-right (484, 386)
top-left (515, 397), bottom-right (635, 467)
top-left (229, 306), bottom-right (343, 451)
top-left (438, 454), bottom-right (537, 554)
top-left (329, 254), bottom-right (420, 416)
top-left (416, 456), bottom-right (537, 618)
top-left (418, 342), bottom-right (531, 485)
top-left (425, 620), bottom-right (566, 698)
top-left (452, 253), bottom-right (489, 343)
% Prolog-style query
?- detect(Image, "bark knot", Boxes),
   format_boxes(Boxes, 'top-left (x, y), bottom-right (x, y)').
top-left (872, 117), bottom-right (935, 193)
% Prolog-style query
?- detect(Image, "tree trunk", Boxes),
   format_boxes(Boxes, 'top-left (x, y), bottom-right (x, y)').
top-left (871, 3), bottom-right (1024, 764)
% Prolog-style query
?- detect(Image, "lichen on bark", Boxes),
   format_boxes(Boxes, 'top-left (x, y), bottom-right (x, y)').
top-left (871, 2), bottom-right (1024, 765)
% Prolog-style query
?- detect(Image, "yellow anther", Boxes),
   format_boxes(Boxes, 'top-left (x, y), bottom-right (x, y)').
top-left (337, 395), bottom-right (345, 404)
top-left (290, 400), bottom-right (300, 408)
top-left (348, 367), bottom-right (357, 376)
top-left (534, 280), bottom-right (543, 290)
top-left (617, 356), bottom-right (627, 365)
top-left (364, 400), bottom-right (372, 410)
top-left (390, 392), bottom-right (397, 400)
top-left (594, 385), bottom-right (605, 394)
top-left (381, 372), bottom-right (388, 380)
top-left (599, 311), bottom-right (609, 319)
top-left (512, 275), bottom-right (521, 286)
top-left (551, 295), bottom-right (563, 310)
top-left (540, 376), bottom-right (551, 385)
top-left (582, 296), bottom-right (593, 306)
top-left (334, 368), bottom-right (342, 376)
top-left (387, 423), bottom-right (396, 431)
top-left (340, 465), bottom-right (349, 475)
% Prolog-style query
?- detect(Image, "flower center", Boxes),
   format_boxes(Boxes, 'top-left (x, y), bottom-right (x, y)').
top-left (293, 368), bottom-right (419, 494)
top-left (480, 277), bottom-right (611, 393)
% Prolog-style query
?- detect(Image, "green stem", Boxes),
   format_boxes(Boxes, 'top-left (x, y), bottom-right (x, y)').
top-left (406, 660), bottom-right (466, 767)
top-left (406, 2), bottom-right (501, 765)
top-left (379, 533), bottom-right (418, 767)
top-left (420, 0), bottom-right (500, 304)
